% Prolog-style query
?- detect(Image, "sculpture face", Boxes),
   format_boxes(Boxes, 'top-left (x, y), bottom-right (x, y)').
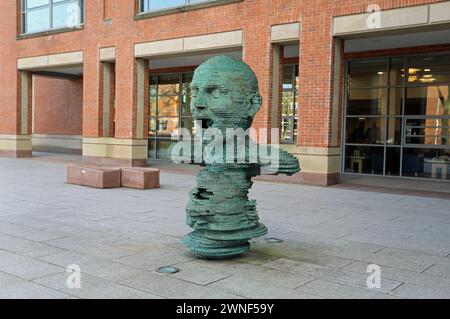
top-left (190, 56), bottom-right (262, 130)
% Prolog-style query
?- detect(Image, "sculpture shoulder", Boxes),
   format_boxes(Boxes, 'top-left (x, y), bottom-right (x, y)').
top-left (258, 145), bottom-right (300, 176)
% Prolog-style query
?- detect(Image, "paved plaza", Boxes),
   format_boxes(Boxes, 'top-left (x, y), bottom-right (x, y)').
top-left (0, 156), bottom-right (449, 299)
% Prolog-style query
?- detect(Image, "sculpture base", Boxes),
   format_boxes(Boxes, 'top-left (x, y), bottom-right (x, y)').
top-left (182, 223), bottom-right (267, 259)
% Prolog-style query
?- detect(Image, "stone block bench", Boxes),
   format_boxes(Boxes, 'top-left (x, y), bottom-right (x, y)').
top-left (67, 165), bottom-right (121, 189)
top-left (121, 167), bottom-right (160, 190)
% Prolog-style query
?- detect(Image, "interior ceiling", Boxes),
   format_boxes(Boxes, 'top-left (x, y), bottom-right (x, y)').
top-left (345, 28), bottom-right (450, 53)
top-left (284, 44), bottom-right (299, 58)
top-left (149, 50), bottom-right (243, 69)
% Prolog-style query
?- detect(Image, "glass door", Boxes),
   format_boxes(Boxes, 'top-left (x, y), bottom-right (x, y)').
top-left (148, 72), bottom-right (194, 160)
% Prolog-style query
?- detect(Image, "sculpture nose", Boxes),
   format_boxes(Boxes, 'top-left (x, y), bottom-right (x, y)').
top-left (193, 92), bottom-right (207, 110)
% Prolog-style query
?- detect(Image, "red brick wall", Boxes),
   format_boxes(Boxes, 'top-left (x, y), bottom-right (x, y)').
top-left (33, 76), bottom-right (83, 136)
top-left (0, 0), bottom-right (446, 147)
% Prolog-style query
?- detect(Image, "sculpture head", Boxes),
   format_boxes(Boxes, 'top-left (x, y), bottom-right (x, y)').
top-left (190, 56), bottom-right (262, 130)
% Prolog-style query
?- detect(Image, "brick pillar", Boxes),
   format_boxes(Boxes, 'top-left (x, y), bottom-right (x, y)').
top-left (0, 1), bottom-right (32, 158)
top-left (243, 22), bottom-right (274, 144)
top-left (296, 13), bottom-right (343, 186)
top-left (0, 70), bottom-right (32, 158)
top-left (83, 45), bottom-right (148, 167)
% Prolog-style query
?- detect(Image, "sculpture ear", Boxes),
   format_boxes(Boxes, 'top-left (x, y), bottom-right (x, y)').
top-left (249, 93), bottom-right (262, 117)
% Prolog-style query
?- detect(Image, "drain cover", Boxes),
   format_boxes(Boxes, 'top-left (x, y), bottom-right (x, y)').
top-left (264, 238), bottom-right (284, 244)
top-left (156, 266), bottom-right (180, 274)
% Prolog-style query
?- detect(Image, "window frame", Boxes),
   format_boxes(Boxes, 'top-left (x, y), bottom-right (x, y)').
top-left (21, 0), bottom-right (84, 35)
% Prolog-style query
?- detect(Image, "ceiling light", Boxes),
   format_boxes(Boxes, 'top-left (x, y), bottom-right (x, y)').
top-left (377, 72), bottom-right (384, 75)
top-left (419, 77), bottom-right (436, 83)
top-left (425, 69), bottom-right (431, 72)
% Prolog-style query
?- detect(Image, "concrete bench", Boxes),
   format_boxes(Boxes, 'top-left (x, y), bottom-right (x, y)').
top-left (67, 165), bottom-right (121, 189)
top-left (121, 167), bottom-right (160, 190)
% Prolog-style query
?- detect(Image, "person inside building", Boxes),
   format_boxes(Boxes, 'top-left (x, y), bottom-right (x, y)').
top-left (365, 121), bottom-right (381, 144)
top-left (350, 121), bottom-right (366, 143)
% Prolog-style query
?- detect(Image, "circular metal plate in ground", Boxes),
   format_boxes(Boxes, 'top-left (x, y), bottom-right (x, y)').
top-left (263, 238), bottom-right (284, 244)
top-left (156, 266), bottom-right (180, 274)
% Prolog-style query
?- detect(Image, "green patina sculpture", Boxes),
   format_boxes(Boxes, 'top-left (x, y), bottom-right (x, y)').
top-left (171, 56), bottom-right (300, 259)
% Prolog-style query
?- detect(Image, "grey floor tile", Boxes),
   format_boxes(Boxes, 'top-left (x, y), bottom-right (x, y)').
top-left (120, 273), bottom-right (242, 299)
top-left (35, 272), bottom-right (161, 299)
top-left (295, 279), bottom-right (399, 299)
top-left (208, 275), bottom-right (321, 299)
top-left (0, 281), bottom-right (69, 299)
top-left (0, 250), bottom-right (64, 280)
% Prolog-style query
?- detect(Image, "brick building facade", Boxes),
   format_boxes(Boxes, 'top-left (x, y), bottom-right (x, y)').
top-left (1, 0), bottom-right (449, 185)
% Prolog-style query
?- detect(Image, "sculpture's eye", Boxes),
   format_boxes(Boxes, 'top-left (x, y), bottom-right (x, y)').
top-left (206, 87), bottom-right (220, 98)
top-left (191, 87), bottom-right (199, 98)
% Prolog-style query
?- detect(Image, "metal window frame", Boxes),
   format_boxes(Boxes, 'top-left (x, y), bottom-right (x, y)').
top-left (342, 52), bottom-right (450, 181)
top-left (22, 0), bottom-right (84, 34)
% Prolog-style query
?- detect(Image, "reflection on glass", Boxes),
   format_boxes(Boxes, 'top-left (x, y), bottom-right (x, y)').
top-left (150, 96), bottom-right (157, 116)
top-left (386, 147), bottom-right (401, 176)
top-left (405, 118), bottom-right (450, 146)
top-left (158, 74), bottom-right (179, 95)
top-left (141, 0), bottom-right (188, 11)
top-left (27, 0), bottom-right (49, 9)
top-left (402, 148), bottom-right (450, 179)
top-left (405, 86), bottom-right (450, 116)
top-left (387, 117), bottom-right (402, 145)
top-left (281, 118), bottom-right (295, 141)
top-left (281, 64), bottom-right (299, 143)
top-left (346, 117), bottom-right (384, 144)
top-left (389, 88), bottom-right (403, 115)
top-left (148, 139), bottom-right (156, 158)
top-left (157, 117), bottom-right (179, 137)
top-left (347, 89), bottom-right (387, 115)
top-left (149, 118), bottom-right (156, 136)
top-left (182, 74), bottom-right (193, 116)
top-left (389, 58), bottom-right (405, 86)
top-left (158, 96), bottom-right (179, 117)
top-left (26, 7), bottom-right (50, 33)
top-left (348, 59), bottom-right (388, 88)
top-left (53, 2), bottom-right (76, 29)
top-left (408, 55), bottom-right (450, 84)
top-left (181, 117), bottom-right (195, 135)
top-left (345, 146), bottom-right (384, 175)
top-left (157, 140), bottom-right (177, 160)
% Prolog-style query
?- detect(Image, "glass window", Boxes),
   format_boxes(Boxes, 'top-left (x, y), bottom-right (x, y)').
top-left (385, 147), bottom-right (401, 176)
top-left (281, 64), bottom-right (299, 144)
top-left (405, 86), bottom-right (450, 116)
top-left (346, 117), bottom-right (384, 145)
top-left (157, 140), bottom-right (177, 160)
top-left (404, 118), bottom-right (450, 146)
top-left (345, 54), bottom-right (450, 180)
top-left (408, 55), bottom-right (450, 84)
top-left (140, 0), bottom-right (212, 12)
top-left (347, 89), bottom-right (387, 115)
top-left (402, 148), bottom-right (450, 180)
top-left (157, 117), bottom-right (179, 137)
top-left (25, 7), bottom-right (50, 33)
top-left (345, 146), bottom-right (384, 175)
top-left (389, 58), bottom-right (405, 87)
top-left (387, 118), bottom-right (402, 145)
top-left (23, 0), bottom-right (83, 34)
top-left (348, 59), bottom-right (388, 88)
top-left (389, 88), bottom-right (403, 115)
top-left (27, 0), bottom-right (49, 9)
